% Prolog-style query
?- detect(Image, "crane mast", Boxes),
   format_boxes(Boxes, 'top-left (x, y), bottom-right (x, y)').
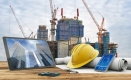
top-left (49, 0), bottom-right (54, 19)
top-left (49, 0), bottom-right (58, 41)
top-left (82, 0), bottom-right (106, 43)
top-left (10, 5), bottom-right (26, 38)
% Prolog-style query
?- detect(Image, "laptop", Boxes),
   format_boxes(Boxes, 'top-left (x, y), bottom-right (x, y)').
top-left (3, 37), bottom-right (55, 70)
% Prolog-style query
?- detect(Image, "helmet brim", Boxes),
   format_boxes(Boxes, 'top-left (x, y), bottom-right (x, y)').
top-left (67, 50), bottom-right (99, 68)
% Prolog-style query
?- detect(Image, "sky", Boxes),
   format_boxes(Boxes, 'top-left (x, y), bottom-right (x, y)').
top-left (0, 0), bottom-right (131, 61)
top-left (6, 38), bottom-right (47, 52)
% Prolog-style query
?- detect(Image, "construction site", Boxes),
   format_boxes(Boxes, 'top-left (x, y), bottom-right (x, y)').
top-left (9, 0), bottom-right (118, 59)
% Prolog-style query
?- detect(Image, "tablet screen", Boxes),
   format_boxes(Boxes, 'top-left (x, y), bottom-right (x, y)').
top-left (3, 37), bottom-right (55, 70)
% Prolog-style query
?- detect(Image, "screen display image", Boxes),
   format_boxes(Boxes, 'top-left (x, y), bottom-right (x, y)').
top-left (3, 37), bottom-right (55, 70)
top-left (94, 54), bottom-right (115, 72)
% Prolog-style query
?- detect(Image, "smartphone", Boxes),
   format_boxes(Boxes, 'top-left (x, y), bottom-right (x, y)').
top-left (94, 53), bottom-right (115, 72)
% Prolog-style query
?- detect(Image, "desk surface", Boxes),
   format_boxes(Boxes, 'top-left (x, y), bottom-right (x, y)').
top-left (0, 61), bottom-right (131, 80)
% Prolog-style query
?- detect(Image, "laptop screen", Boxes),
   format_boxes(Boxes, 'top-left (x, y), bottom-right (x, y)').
top-left (3, 37), bottom-right (55, 70)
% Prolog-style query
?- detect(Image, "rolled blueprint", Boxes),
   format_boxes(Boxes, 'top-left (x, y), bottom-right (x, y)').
top-left (85, 57), bottom-right (101, 68)
top-left (86, 58), bottom-right (128, 71)
top-left (123, 58), bottom-right (131, 70)
top-left (55, 57), bottom-right (129, 71)
top-left (55, 58), bottom-right (65, 64)
top-left (86, 57), bottom-right (128, 71)
top-left (55, 56), bottom-right (71, 65)
top-left (63, 56), bottom-right (71, 64)
top-left (109, 58), bottom-right (128, 71)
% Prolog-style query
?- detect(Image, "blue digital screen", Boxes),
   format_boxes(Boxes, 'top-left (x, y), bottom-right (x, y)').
top-left (4, 37), bottom-right (55, 70)
top-left (95, 54), bottom-right (115, 71)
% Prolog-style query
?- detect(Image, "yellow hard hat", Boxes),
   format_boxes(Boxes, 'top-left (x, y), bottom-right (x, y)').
top-left (67, 43), bottom-right (99, 68)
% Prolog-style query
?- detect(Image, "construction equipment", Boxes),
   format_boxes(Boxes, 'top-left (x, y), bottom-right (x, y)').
top-left (82, 0), bottom-right (106, 44)
top-left (61, 8), bottom-right (63, 18)
top-left (10, 5), bottom-right (26, 38)
top-left (49, 0), bottom-right (58, 41)
top-left (10, 5), bottom-right (34, 38)
top-left (67, 43), bottom-right (99, 68)
top-left (61, 8), bottom-right (79, 20)
top-left (33, 33), bottom-right (37, 39)
top-left (74, 8), bottom-right (79, 20)
top-left (76, 8), bottom-right (79, 19)
top-left (28, 32), bottom-right (33, 38)
top-left (76, 8), bottom-right (81, 44)
top-left (29, 32), bottom-right (37, 39)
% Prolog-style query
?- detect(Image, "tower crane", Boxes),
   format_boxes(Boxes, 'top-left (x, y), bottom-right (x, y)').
top-left (10, 5), bottom-right (26, 38)
top-left (49, 0), bottom-right (58, 41)
top-left (82, 0), bottom-right (106, 44)
top-left (10, 5), bottom-right (34, 38)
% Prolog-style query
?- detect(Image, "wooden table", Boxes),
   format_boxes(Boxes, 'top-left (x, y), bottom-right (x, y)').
top-left (0, 61), bottom-right (131, 80)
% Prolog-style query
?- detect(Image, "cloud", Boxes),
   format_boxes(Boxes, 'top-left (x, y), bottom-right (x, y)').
top-left (0, 0), bottom-right (131, 61)
top-left (104, 0), bottom-right (111, 5)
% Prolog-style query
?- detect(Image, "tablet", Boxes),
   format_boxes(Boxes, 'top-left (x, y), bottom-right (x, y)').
top-left (94, 53), bottom-right (115, 72)
top-left (3, 37), bottom-right (55, 70)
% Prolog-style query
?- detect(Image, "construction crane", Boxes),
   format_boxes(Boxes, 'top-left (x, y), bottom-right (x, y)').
top-left (28, 32), bottom-right (33, 38)
top-left (49, 0), bottom-right (58, 41)
top-left (10, 5), bottom-right (34, 38)
top-left (10, 5), bottom-right (26, 38)
top-left (82, 0), bottom-right (106, 44)
top-left (33, 33), bottom-right (37, 39)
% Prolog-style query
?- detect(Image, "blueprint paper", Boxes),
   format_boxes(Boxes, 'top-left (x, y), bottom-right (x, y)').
top-left (56, 65), bottom-right (131, 73)
top-left (55, 57), bottom-right (129, 71)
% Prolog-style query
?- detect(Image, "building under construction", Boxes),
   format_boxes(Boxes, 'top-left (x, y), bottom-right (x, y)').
top-left (37, 25), bottom-right (48, 40)
top-left (45, 16), bottom-right (118, 58)
top-left (42, 4), bottom-right (118, 58)
top-left (56, 17), bottom-right (84, 58)
top-left (9, 0), bottom-right (118, 59)
top-left (84, 32), bottom-right (118, 57)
